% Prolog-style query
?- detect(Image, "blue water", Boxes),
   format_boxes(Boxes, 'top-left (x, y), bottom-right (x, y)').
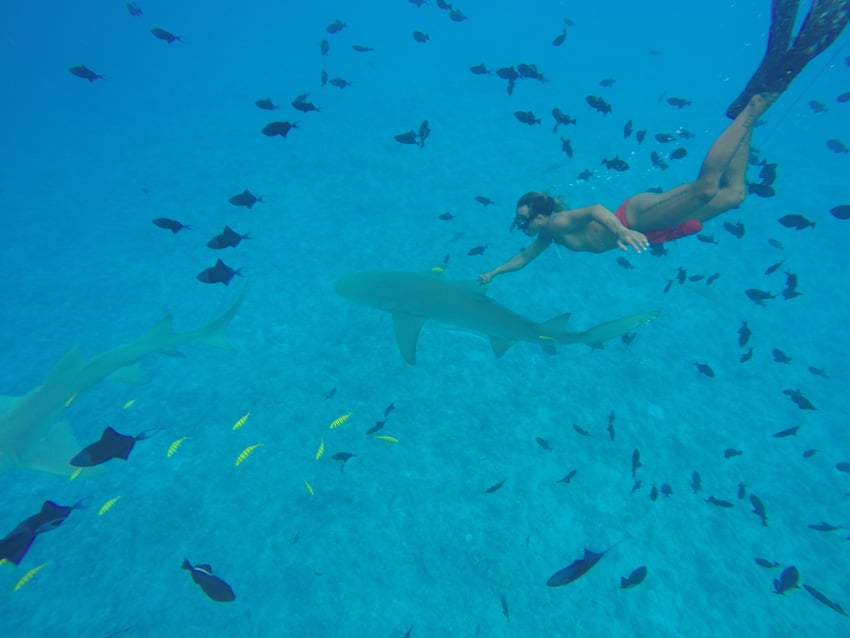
top-left (2, 1), bottom-right (849, 636)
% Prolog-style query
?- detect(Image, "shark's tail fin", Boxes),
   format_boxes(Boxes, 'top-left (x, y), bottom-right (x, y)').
top-left (193, 285), bottom-right (248, 348)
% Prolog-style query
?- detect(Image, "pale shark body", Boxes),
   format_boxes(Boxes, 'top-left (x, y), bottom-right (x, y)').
top-left (334, 270), bottom-right (658, 364)
top-left (0, 288), bottom-right (246, 476)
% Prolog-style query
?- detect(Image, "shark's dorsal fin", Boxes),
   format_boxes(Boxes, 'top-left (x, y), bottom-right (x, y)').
top-left (539, 312), bottom-right (572, 335)
top-left (145, 316), bottom-right (175, 341)
top-left (392, 313), bottom-right (426, 365)
top-left (45, 345), bottom-right (84, 383)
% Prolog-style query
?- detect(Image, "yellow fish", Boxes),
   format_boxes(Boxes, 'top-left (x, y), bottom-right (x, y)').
top-left (122, 399), bottom-right (136, 410)
top-left (373, 435), bottom-right (399, 444)
top-left (1, 558), bottom-right (7, 566)
top-left (303, 479), bottom-right (314, 496)
top-left (14, 563), bottom-right (48, 591)
top-left (64, 392), bottom-right (78, 408)
top-left (431, 266), bottom-right (445, 274)
top-left (98, 496), bottom-right (121, 516)
top-left (231, 412), bottom-right (251, 431)
top-left (314, 439), bottom-right (325, 461)
top-left (235, 443), bottom-right (263, 466)
top-left (69, 467), bottom-right (83, 481)
top-left (166, 437), bottom-right (188, 458)
top-left (328, 412), bottom-right (352, 429)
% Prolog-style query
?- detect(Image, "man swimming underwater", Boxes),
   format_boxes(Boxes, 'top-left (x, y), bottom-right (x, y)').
top-left (479, 0), bottom-right (849, 285)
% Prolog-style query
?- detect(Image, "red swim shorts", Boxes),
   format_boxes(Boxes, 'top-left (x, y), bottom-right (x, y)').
top-left (615, 199), bottom-right (702, 244)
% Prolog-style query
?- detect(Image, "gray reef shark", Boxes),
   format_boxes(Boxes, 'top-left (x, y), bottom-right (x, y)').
top-left (0, 288), bottom-right (246, 476)
top-left (334, 270), bottom-right (658, 364)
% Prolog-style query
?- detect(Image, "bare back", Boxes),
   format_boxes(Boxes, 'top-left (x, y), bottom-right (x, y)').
top-left (545, 209), bottom-right (619, 253)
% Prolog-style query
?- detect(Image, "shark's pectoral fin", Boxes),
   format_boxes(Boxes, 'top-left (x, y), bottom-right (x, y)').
top-left (392, 313), bottom-right (426, 365)
top-left (19, 420), bottom-right (88, 477)
top-left (489, 336), bottom-right (517, 358)
top-left (107, 363), bottom-right (149, 384)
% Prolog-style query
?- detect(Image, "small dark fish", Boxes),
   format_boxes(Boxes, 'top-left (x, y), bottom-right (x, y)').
top-left (560, 137), bottom-right (574, 158)
top-left (705, 496), bottom-right (734, 508)
top-left (786, 390), bottom-right (817, 411)
top-left (601, 156), bottom-right (629, 171)
top-left (535, 437), bottom-right (552, 451)
top-left (750, 494), bottom-right (768, 527)
top-left (660, 484), bottom-right (673, 497)
top-left (126, 1), bottom-right (142, 16)
top-left (207, 226), bottom-right (250, 249)
top-left (585, 95), bottom-right (612, 115)
top-left (418, 120), bottom-right (430, 148)
top-left (706, 273), bottom-right (720, 285)
top-left (255, 98), bottom-right (279, 111)
top-left (598, 77), bottom-right (616, 87)
top-left (394, 131), bottom-right (418, 145)
top-left (738, 321), bottom-right (751, 346)
top-left (804, 584), bottom-right (849, 616)
top-left (552, 28), bottom-right (567, 47)
top-left (469, 63), bottom-right (490, 75)
top-left (365, 420), bottom-right (385, 435)
top-left (784, 270), bottom-right (798, 289)
top-left (0, 500), bottom-right (83, 565)
top-left (557, 469), bottom-right (578, 484)
top-left (182, 559), bottom-right (235, 602)
top-left (666, 97), bottom-right (691, 109)
top-left (413, 30), bottom-right (429, 43)
top-left (572, 423), bottom-right (590, 437)
top-left (669, 148), bottom-right (687, 160)
top-left (688, 275), bottom-right (705, 282)
top-left (578, 168), bottom-right (593, 181)
top-left (690, 472), bottom-right (701, 493)
top-left (448, 8), bottom-right (467, 22)
top-left (755, 558), bottom-right (780, 568)
top-left (768, 237), bottom-right (784, 249)
top-left (650, 152), bottom-right (669, 169)
top-left (71, 426), bottom-right (157, 466)
top-left (517, 63), bottom-right (546, 82)
top-left (547, 548), bottom-right (606, 587)
top-left (331, 452), bottom-right (356, 472)
top-left (772, 348), bottom-right (791, 363)
top-left (838, 91), bottom-right (850, 103)
top-left (486, 479), bottom-right (506, 493)
top-left (772, 425), bottom-right (799, 438)
top-left (745, 288), bottom-right (775, 306)
top-left (694, 362), bottom-right (714, 378)
top-left (152, 217), bottom-right (191, 234)
top-left (631, 449), bottom-right (642, 477)
top-left (836, 461), bottom-right (850, 473)
top-left (150, 27), bottom-right (182, 44)
top-left (774, 566), bottom-right (799, 594)
top-left (808, 521), bottom-right (842, 532)
top-left (551, 108), bottom-right (577, 132)
top-left (635, 130), bottom-right (647, 144)
top-left (69, 65), bottom-right (104, 82)
top-left (648, 49), bottom-right (664, 56)
top-left (292, 94), bottom-right (320, 113)
top-left (514, 111), bottom-right (541, 125)
top-left (329, 77), bottom-right (352, 88)
top-left (803, 449), bottom-right (818, 458)
top-left (438, 212), bottom-right (455, 221)
top-left (737, 482), bottom-right (747, 499)
top-left (747, 182), bottom-right (776, 198)
top-left (808, 100), bottom-right (828, 113)
top-left (467, 245), bottom-right (486, 256)
top-left (326, 19), bottom-right (346, 34)
top-left (196, 259), bottom-right (242, 286)
top-left (607, 411), bottom-right (615, 438)
top-left (631, 480), bottom-right (642, 493)
top-left (616, 256), bottom-right (633, 270)
top-left (320, 69), bottom-right (328, 86)
top-left (830, 205), bottom-right (850, 220)
top-left (764, 259), bottom-right (785, 274)
top-left (409, 0), bottom-right (426, 6)
top-left (229, 189), bottom-right (263, 209)
top-left (655, 133), bottom-right (676, 143)
top-left (826, 139), bottom-right (849, 154)
top-left (325, 387), bottom-right (336, 399)
top-left (724, 448), bottom-right (743, 458)
top-left (650, 484), bottom-right (659, 501)
top-left (620, 565), bottom-right (647, 589)
top-left (808, 365), bottom-right (829, 378)
top-left (778, 214), bottom-right (815, 229)
top-left (474, 196), bottom-right (495, 206)
top-left (320, 40), bottom-right (329, 56)
top-left (662, 280), bottom-right (673, 294)
top-left (676, 267), bottom-right (687, 284)
top-left (759, 160), bottom-right (778, 185)
top-left (262, 121), bottom-right (299, 138)
top-left (384, 402), bottom-right (395, 417)
top-left (352, 44), bottom-right (373, 53)
top-left (724, 220), bottom-right (746, 238)
top-left (500, 594), bottom-right (510, 622)
top-left (623, 119), bottom-right (633, 138)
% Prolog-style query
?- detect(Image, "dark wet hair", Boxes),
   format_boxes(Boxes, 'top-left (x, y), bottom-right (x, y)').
top-left (516, 191), bottom-right (564, 220)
